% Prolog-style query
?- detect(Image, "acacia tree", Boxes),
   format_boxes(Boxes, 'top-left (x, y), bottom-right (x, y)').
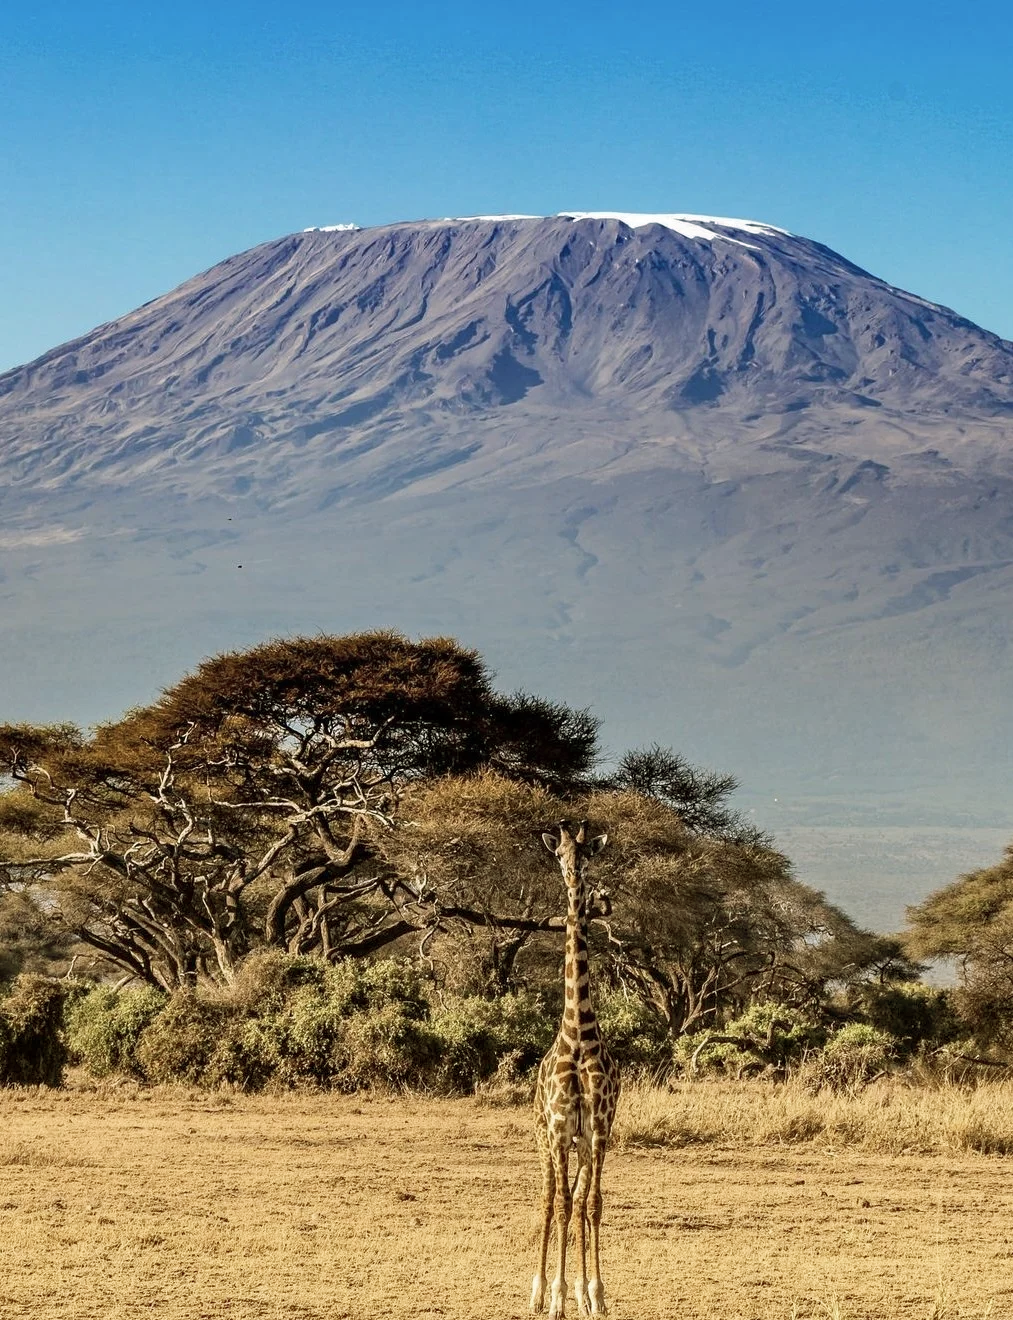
top-left (381, 773), bottom-right (883, 1034)
top-left (0, 713), bottom-right (315, 988)
top-left (606, 744), bottom-right (749, 839)
top-left (374, 771), bottom-right (591, 995)
top-left (580, 805), bottom-right (847, 1035)
top-left (0, 633), bottom-right (598, 989)
top-left (906, 844), bottom-right (1013, 1051)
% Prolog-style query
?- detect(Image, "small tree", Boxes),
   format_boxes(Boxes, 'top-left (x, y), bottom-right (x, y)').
top-left (607, 745), bottom-right (759, 841)
top-left (907, 846), bottom-right (1013, 1052)
top-left (375, 771), bottom-right (588, 996)
top-left (584, 803), bottom-right (853, 1038)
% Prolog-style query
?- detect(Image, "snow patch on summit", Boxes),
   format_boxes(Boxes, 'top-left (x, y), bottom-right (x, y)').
top-left (434, 211), bottom-right (790, 248)
top-left (314, 213), bottom-right (791, 250)
top-left (559, 212), bottom-right (789, 248)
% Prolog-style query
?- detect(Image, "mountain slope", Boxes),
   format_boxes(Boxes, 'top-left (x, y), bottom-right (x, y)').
top-left (2, 213), bottom-right (1012, 499)
top-left (2, 212), bottom-right (1012, 928)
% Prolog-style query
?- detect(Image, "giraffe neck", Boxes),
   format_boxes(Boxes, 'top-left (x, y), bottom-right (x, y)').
top-left (561, 875), bottom-right (597, 1049)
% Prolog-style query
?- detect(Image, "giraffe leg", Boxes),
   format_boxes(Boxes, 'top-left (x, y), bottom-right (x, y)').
top-left (586, 1135), bottom-right (609, 1316)
top-left (531, 1114), bottom-right (553, 1313)
top-left (571, 1135), bottom-right (592, 1316)
top-left (548, 1140), bottom-right (571, 1318)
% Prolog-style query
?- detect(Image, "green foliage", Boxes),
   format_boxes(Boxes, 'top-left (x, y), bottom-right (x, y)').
top-left (906, 844), bottom-right (1013, 1052)
top-left (65, 984), bottom-right (167, 1078)
top-left (257, 957), bottom-right (437, 1090)
top-left (951, 971), bottom-right (1013, 1055)
top-left (67, 960), bottom-right (961, 1096)
top-left (608, 744), bottom-right (749, 840)
top-left (678, 1006), bottom-right (901, 1092)
top-left (135, 992), bottom-right (238, 1086)
top-left (0, 974), bottom-right (69, 1087)
top-left (680, 1003), bottom-right (827, 1077)
top-left (65, 956), bottom-right (658, 1094)
top-left (428, 992), bottom-right (555, 1090)
top-left (117, 955), bottom-right (485, 1091)
top-left (327, 958), bottom-right (431, 1021)
top-left (593, 986), bottom-right (670, 1071)
top-left (798, 1023), bottom-right (895, 1092)
top-left (338, 1004), bottom-right (441, 1090)
top-left (223, 949), bottom-right (331, 1010)
top-left (859, 981), bottom-right (961, 1058)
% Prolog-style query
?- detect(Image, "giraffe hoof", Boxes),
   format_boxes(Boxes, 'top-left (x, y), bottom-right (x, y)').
top-left (548, 1281), bottom-right (567, 1319)
top-left (530, 1275), bottom-right (547, 1313)
top-left (587, 1280), bottom-right (607, 1316)
top-left (573, 1278), bottom-right (588, 1316)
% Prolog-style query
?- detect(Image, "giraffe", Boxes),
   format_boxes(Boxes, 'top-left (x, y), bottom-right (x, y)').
top-left (531, 819), bottom-right (621, 1319)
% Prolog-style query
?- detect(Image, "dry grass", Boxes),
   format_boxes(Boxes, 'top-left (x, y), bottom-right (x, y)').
top-left (615, 1075), bottom-right (1013, 1157)
top-left (1, 1075), bottom-right (1012, 1318)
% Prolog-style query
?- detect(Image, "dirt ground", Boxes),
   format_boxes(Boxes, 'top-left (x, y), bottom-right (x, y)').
top-left (1, 1085), bottom-right (1010, 1320)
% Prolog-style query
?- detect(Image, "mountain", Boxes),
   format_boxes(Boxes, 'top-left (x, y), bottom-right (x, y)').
top-left (2, 212), bottom-right (1013, 927)
top-left (2, 213), bottom-right (1013, 499)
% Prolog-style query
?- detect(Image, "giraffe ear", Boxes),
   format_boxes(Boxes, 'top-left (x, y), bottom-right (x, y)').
top-left (542, 832), bottom-right (559, 854)
top-left (587, 834), bottom-right (608, 855)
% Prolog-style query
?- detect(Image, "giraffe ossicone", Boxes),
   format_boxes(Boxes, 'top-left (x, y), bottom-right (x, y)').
top-left (531, 819), bottom-right (620, 1318)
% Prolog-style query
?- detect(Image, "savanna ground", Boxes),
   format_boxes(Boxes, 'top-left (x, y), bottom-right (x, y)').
top-left (3, 1078), bottom-right (1013, 1320)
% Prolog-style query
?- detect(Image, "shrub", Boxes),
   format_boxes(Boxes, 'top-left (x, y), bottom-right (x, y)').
top-left (429, 991), bottom-right (555, 1091)
top-left (0, 975), bottom-right (69, 1087)
top-left (279, 988), bottom-right (349, 1085)
top-left (71, 956), bottom-right (571, 1094)
top-left (135, 986), bottom-right (318, 1090)
top-left (127, 957), bottom-right (444, 1091)
top-left (860, 982), bottom-right (962, 1058)
top-left (339, 1003), bottom-right (442, 1090)
top-left (65, 985), bottom-right (166, 1078)
top-left (329, 958), bottom-right (430, 1021)
top-left (799, 1023), bottom-right (895, 1092)
top-left (677, 1003), bottom-right (827, 1078)
top-left (200, 1015), bottom-right (286, 1090)
top-left (135, 992), bottom-right (236, 1085)
top-left (594, 986), bottom-right (670, 1073)
top-left (226, 950), bottom-right (329, 1012)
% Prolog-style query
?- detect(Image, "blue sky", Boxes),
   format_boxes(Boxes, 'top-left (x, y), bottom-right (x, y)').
top-left (1, 0), bottom-right (1011, 372)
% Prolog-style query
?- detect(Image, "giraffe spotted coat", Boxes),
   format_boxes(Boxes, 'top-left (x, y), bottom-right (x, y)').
top-left (531, 821), bottom-right (620, 1319)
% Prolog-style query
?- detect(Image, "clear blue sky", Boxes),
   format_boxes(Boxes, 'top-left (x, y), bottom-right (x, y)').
top-left (2, 0), bottom-right (1011, 373)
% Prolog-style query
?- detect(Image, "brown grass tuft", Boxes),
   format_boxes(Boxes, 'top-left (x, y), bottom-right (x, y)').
top-left (0, 1138), bottom-right (95, 1168)
top-left (614, 1075), bottom-right (1013, 1157)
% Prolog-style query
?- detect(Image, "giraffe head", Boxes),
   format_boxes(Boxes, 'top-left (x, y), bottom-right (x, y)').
top-left (542, 819), bottom-right (608, 906)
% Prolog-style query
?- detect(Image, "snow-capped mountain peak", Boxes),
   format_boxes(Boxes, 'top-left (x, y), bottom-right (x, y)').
top-left (556, 211), bottom-right (789, 245)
